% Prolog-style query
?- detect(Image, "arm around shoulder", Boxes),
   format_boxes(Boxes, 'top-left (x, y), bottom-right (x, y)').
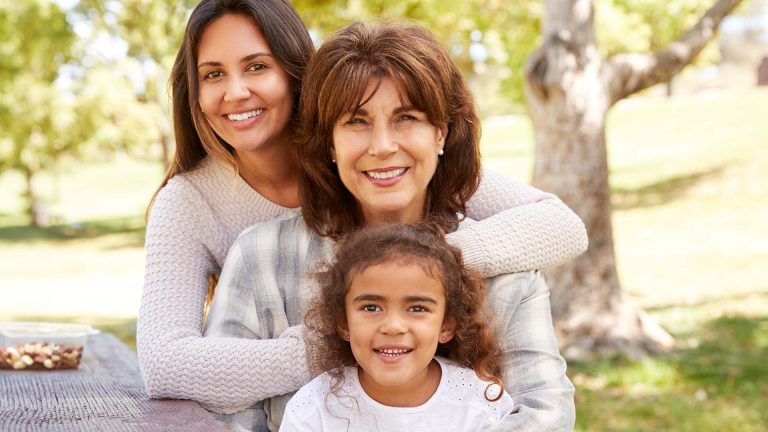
top-left (449, 167), bottom-right (588, 277)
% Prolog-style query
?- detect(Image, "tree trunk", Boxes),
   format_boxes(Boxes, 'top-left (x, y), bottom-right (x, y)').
top-left (22, 167), bottom-right (43, 228)
top-left (524, 0), bottom-right (741, 359)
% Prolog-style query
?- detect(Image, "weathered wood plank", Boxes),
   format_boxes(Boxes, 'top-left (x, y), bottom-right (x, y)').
top-left (0, 332), bottom-right (227, 431)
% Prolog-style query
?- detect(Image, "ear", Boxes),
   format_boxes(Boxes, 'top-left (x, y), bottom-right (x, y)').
top-left (439, 316), bottom-right (456, 343)
top-left (337, 321), bottom-right (350, 341)
top-left (438, 124), bottom-right (448, 144)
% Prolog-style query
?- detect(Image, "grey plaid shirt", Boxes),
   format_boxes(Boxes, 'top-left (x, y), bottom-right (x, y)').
top-left (204, 211), bottom-right (575, 431)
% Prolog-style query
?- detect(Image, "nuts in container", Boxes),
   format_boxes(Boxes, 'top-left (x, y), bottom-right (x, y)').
top-left (0, 322), bottom-right (99, 370)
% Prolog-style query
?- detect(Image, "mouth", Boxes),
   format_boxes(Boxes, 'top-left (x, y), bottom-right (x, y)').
top-left (226, 109), bottom-right (263, 121)
top-left (373, 347), bottom-right (413, 358)
top-left (364, 167), bottom-right (407, 180)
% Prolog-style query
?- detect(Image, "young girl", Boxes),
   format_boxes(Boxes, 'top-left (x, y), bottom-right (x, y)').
top-left (279, 224), bottom-right (516, 431)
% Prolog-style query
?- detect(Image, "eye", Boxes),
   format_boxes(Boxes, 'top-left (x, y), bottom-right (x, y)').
top-left (361, 304), bottom-right (382, 312)
top-left (398, 114), bottom-right (417, 122)
top-left (202, 70), bottom-right (223, 80)
top-left (247, 63), bottom-right (267, 72)
top-left (408, 305), bottom-right (429, 313)
top-left (344, 117), bottom-right (367, 126)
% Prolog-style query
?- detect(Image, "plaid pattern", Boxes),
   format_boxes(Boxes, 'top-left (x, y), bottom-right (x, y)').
top-left (205, 212), bottom-right (574, 431)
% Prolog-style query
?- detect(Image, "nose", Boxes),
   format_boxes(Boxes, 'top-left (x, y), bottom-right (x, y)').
top-left (223, 75), bottom-right (250, 103)
top-left (368, 122), bottom-right (398, 158)
top-left (379, 310), bottom-right (408, 335)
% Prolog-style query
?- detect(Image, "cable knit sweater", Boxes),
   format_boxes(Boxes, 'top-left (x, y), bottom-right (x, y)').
top-left (137, 157), bottom-right (587, 412)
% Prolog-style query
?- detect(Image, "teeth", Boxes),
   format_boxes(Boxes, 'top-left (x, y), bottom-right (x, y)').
top-left (376, 348), bottom-right (411, 355)
top-left (227, 109), bottom-right (262, 121)
top-left (367, 168), bottom-right (406, 180)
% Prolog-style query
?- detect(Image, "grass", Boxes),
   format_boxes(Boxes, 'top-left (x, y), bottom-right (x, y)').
top-left (1, 87), bottom-right (767, 430)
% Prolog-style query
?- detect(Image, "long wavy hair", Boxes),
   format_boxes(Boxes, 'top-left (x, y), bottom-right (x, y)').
top-left (296, 21), bottom-right (482, 238)
top-left (305, 223), bottom-right (504, 397)
top-left (147, 0), bottom-right (314, 216)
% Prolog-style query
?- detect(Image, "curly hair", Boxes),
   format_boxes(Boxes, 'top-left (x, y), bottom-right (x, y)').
top-left (295, 21), bottom-right (482, 239)
top-left (304, 223), bottom-right (503, 396)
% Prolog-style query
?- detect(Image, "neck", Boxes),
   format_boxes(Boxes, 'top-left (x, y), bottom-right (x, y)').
top-left (234, 144), bottom-right (300, 208)
top-left (358, 359), bottom-right (441, 407)
top-left (362, 207), bottom-right (424, 227)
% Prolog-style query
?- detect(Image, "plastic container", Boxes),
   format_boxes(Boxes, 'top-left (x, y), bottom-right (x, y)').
top-left (0, 322), bottom-right (99, 370)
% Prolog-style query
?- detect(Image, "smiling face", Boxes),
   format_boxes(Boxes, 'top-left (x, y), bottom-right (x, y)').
top-left (196, 13), bottom-right (294, 155)
top-left (339, 260), bottom-right (455, 406)
top-left (332, 78), bottom-right (445, 225)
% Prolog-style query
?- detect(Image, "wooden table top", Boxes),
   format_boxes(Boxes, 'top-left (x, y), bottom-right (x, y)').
top-left (0, 332), bottom-right (228, 431)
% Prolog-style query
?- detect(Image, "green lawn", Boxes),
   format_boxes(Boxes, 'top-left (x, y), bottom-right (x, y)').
top-left (2, 87), bottom-right (767, 431)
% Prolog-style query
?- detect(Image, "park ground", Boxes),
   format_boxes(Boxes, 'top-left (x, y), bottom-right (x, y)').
top-left (1, 87), bottom-right (767, 431)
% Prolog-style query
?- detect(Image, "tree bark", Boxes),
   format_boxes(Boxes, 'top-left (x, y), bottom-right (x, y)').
top-left (524, 0), bottom-right (742, 359)
top-left (21, 167), bottom-right (42, 228)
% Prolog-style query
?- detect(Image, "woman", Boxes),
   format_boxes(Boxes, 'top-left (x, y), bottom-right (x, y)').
top-left (205, 21), bottom-right (575, 432)
top-left (139, 0), bottom-right (586, 419)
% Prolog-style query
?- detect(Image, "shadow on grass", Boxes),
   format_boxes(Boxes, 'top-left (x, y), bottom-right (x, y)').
top-left (0, 216), bottom-right (145, 248)
top-left (612, 166), bottom-right (727, 210)
top-left (571, 315), bottom-right (768, 431)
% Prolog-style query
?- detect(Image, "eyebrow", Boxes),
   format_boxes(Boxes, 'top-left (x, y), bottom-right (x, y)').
top-left (197, 52), bottom-right (273, 69)
top-left (350, 105), bottom-right (417, 117)
top-left (352, 294), bottom-right (438, 304)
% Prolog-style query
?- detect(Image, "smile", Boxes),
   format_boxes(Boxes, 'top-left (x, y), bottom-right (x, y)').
top-left (227, 109), bottom-right (263, 121)
top-left (365, 168), bottom-right (407, 180)
top-left (374, 347), bottom-right (413, 357)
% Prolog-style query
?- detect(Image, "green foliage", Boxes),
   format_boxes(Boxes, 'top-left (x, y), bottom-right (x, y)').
top-left (292, 0), bottom-right (540, 112)
top-left (596, 0), bottom-right (720, 64)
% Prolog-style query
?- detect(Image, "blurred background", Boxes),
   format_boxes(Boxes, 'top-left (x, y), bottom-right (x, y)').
top-left (1, 0), bottom-right (766, 430)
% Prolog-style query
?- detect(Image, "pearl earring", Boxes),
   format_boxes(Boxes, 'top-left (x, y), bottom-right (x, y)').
top-left (332, 159), bottom-right (336, 164)
top-left (438, 148), bottom-right (444, 156)
top-left (440, 336), bottom-right (446, 343)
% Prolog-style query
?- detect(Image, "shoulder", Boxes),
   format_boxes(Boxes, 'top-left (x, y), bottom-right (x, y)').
top-left (437, 358), bottom-right (515, 419)
top-left (284, 371), bottom-right (335, 423)
top-left (150, 158), bottom-right (226, 217)
top-left (486, 270), bottom-right (546, 299)
top-left (232, 210), bottom-right (310, 253)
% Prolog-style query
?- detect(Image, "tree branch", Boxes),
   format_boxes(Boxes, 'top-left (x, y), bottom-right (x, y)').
top-left (606, 0), bottom-right (743, 104)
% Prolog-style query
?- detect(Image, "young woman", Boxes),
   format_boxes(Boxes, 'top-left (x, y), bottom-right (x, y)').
top-left (139, 0), bottom-right (585, 420)
top-left (204, 21), bottom-right (575, 431)
top-left (280, 224), bottom-right (515, 431)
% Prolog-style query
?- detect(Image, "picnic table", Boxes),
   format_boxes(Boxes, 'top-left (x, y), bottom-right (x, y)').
top-left (0, 332), bottom-right (228, 431)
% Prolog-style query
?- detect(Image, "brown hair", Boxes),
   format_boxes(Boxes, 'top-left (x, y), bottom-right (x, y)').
top-left (147, 0), bottom-right (314, 216)
top-left (305, 223), bottom-right (503, 394)
top-left (296, 21), bottom-right (482, 238)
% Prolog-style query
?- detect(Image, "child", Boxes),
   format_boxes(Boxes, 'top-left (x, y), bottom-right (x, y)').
top-left (279, 224), bottom-right (516, 431)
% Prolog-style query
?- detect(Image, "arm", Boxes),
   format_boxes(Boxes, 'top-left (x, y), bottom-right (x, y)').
top-left (137, 183), bottom-right (309, 414)
top-left (485, 271), bottom-right (575, 432)
top-left (447, 167), bottom-right (587, 278)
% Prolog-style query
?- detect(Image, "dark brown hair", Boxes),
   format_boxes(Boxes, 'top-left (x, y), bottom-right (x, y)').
top-left (147, 0), bottom-right (314, 215)
top-left (296, 22), bottom-right (482, 238)
top-left (305, 223), bottom-right (503, 393)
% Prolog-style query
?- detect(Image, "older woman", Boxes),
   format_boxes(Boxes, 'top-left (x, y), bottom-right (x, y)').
top-left (204, 21), bottom-right (576, 432)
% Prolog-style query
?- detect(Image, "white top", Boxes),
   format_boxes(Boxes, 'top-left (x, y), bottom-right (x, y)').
top-left (279, 357), bottom-right (516, 432)
top-left (137, 157), bottom-right (587, 413)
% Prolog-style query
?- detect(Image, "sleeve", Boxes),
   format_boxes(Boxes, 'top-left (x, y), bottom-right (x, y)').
top-left (202, 237), bottom-right (312, 413)
top-left (446, 167), bottom-right (588, 278)
top-left (137, 182), bottom-right (310, 414)
top-left (484, 271), bottom-right (576, 432)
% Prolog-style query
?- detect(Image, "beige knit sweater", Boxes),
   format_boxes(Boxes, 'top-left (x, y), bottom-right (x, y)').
top-left (137, 157), bottom-right (587, 412)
